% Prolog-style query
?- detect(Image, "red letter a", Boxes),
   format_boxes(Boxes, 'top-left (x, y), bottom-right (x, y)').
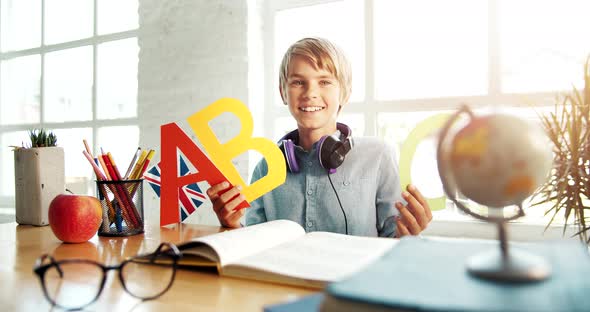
top-left (160, 123), bottom-right (248, 226)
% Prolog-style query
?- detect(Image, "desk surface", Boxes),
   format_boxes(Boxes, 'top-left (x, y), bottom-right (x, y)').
top-left (0, 222), bottom-right (314, 311)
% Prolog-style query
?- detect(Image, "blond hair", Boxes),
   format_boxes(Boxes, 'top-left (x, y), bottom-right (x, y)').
top-left (279, 37), bottom-right (352, 105)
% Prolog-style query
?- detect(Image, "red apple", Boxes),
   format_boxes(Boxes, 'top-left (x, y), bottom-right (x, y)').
top-left (48, 194), bottom-right (103, 243)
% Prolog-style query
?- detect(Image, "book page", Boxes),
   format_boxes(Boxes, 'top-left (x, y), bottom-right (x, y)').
top-left (223, 232), bottom-right (397, 285)
top-left (181, 219), bottom-right (306, 267)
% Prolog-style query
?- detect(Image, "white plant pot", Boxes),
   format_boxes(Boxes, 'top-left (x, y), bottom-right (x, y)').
top-left (14, 147), bottom-right (65, 226)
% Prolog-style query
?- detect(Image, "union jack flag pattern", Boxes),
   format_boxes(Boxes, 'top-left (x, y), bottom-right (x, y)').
top-left (144, 154), bottom-right (206, 221)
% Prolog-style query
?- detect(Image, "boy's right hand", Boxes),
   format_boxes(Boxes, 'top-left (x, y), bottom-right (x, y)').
top-left (206, 182), bottom-right (246, 228)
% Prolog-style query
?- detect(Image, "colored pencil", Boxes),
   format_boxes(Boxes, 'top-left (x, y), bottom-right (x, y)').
top-left (97, 154), bottom-right (112, 180)
top-left (129, 149), bottom-right (156, 197)
top-left (107, 152), bottom-right (123, 180)
top-left (137, 149), bottom-right (155, 179)
top-left (83, 151), bottom-right (106, 181)
top-left (103, 153), bottom-right (141, 228)
top-left (83, 139), bottom-right (92, 155)
top-left (130, 150), bottom-right (148, 180)
top-left (124, 147), bottom-right (142, 179)
top-left (83, 151), bottom-right (113, 230)
top-left (99, 151), bottom-right (135, 227)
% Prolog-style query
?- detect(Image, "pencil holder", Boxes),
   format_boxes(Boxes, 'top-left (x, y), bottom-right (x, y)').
top-left (96, 179), bottom-right (144, 237)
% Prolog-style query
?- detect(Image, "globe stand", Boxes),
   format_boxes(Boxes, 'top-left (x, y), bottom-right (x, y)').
top-left (463, 214), bottom-right (551, 282)
top-left (437, 105), bottom-right (552, 283)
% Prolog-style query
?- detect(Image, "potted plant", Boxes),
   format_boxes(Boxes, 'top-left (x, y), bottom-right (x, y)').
top-left (13, 129), bottom-right (65, 226)
top-left (531, 55), bottom-right (590, 243)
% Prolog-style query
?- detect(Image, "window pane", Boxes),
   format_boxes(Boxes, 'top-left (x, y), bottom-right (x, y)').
top-left (0, 0), bottom-right (41, 51)
top-left (339, 113), bottom-right (365, 137)
top-left (374, 0), bottom-right (488, 100)
top-left (97, 0), bottom-right (139, 35)
top-left (1, 131), bottom-right (28, 197)
top-left (378, 111), bottom-right (449, 166)
top-left (44, 46), bottom-right (93, 122)
top-left (96, 126), bottom-right (140, 179)
top-left (97, 38), bottom-right (138, 119)
top-left (51, 128), bottom-right (93, 194)
top-left (274, 0), bottom-right (365, 103)
top-left (1, 55), bottom-right (41, 125)
top-left (44, 0), bottom-right (93, 45)
top-left (499, 0), bottom-right (590, 93)
top-left (273, 117), bottom-right (297, 142)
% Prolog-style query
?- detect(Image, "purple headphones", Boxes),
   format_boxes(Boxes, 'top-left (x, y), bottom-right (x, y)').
top-left (279, 123), bottom-right (353, 174)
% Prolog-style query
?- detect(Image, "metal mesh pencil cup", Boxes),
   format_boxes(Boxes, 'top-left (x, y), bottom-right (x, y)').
top-left (96, 179), bottom-right (144, 236)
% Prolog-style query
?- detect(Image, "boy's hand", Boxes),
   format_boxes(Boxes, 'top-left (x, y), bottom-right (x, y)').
top-left (206, 182), bottom-right (246, 228)
top-left (394, 184), bottom-right (433, 237)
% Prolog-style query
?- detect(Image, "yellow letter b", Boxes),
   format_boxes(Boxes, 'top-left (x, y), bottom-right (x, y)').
top-left (186, 98), bottom-right (286, 203)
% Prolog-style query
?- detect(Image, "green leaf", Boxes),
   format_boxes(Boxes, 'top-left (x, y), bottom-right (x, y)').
top-left (531, 53), bottom-right (590, 244)
top-left (26, 129), bottom-right (58, 148)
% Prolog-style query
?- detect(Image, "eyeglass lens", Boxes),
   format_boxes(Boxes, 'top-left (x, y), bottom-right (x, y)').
top-left (121, 257), bottom-right (176, 299)
top-left (44, 262), bottom-right (104, 310)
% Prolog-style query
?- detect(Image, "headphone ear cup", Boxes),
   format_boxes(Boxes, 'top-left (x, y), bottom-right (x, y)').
top-left (282, 139), bottom-right (299, 173)
top-left (318, 136), bottom-right (344, 170)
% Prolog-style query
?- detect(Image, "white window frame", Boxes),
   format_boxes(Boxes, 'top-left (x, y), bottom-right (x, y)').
top-left (262, 0), bottom-right (575, 241)
top-left (0, 0), bottom-right (138, 208)
top-left (262, 0), bottom-right (557, 135)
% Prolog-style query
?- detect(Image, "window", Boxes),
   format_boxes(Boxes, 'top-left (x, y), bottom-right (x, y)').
top-left (0, 0), bottom-right (139, 207)
top-left (499, 0), bottom-right (590, 93)
top-left (265, 0), bottom-right (588, 232)
top-left (374, 0), bottom-right (488, 100)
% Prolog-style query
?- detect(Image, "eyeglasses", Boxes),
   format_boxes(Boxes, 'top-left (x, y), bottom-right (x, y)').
top-left (33, 242), bottom-right (181, 311)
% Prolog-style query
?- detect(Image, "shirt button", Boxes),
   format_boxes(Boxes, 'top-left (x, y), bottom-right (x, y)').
top-left (307, 221), bottom-right (313, 227)
top-left (344, 181), bottom-right (350, 186)
top-left (307, 190), bottom-right (313, 195)
top-left (308, 161), bottom-right (313, 166)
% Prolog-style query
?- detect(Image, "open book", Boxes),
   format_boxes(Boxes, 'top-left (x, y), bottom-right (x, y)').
top-left (175, 219), bottom-right (397, 289)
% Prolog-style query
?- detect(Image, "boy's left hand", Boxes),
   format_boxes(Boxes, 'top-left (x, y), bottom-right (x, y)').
top-left (394, 184), bottom-right (433, 237)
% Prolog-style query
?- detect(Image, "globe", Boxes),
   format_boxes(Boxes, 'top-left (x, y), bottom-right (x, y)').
top-left (437, 106), bottom-right (554, 282)
top-left (445, 114), bottom-right (553, 209)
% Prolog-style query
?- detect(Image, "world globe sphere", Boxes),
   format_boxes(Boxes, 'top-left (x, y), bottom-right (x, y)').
top-left (446, 114), bottom-right (553, 208)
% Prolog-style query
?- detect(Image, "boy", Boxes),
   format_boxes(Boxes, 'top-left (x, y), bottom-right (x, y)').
top-left (207, 37), bottom-right (431, 237)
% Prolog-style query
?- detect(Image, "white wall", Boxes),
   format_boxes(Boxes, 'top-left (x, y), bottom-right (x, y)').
top-left (138, 0), bottom-right (254, 226)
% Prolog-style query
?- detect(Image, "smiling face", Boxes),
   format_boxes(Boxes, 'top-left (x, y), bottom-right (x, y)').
top-left (281, 55), bottom-right (345, 140)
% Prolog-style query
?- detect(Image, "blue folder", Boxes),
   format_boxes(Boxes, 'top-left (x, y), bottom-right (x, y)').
top-left (263, 293), bottom-right (323, 312)
top-left (326, 236), bottom-right (590, 312)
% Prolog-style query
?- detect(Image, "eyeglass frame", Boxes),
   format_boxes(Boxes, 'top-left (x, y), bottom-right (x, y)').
top-left (33, 242), bottom-right (181, 310)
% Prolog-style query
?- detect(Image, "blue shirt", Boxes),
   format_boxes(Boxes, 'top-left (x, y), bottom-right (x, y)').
top-left (245, 136), bottom-right (401, 237)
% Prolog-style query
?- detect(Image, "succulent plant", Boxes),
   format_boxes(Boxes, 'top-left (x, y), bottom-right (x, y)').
top-left (27, 129), bottom-right (58, 148)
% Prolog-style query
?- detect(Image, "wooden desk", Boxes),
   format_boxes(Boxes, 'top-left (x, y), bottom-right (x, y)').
top-left (0, 222), bottom-right (314, 311)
